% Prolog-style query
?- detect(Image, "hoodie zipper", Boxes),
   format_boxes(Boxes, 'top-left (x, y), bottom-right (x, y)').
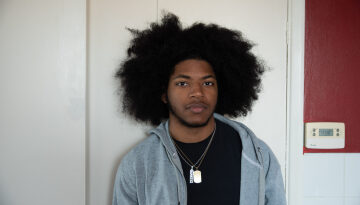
top-left (257, 147), bottom-right (264, 166)
top-left (257, 146), bottom-right (265, 205)
top-left (165, 147), bottom-right (187, 205)
top-left (152, 126), bottom-right (187, 205)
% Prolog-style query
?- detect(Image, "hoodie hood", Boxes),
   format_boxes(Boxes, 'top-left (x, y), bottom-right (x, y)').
top-left (149, 113), bottom-right (262, 168)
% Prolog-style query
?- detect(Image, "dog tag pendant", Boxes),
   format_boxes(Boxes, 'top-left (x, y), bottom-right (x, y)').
top-left (189, 166), bottom-right (194, 183)
top-left (193, 170), bottom-right (202, 183)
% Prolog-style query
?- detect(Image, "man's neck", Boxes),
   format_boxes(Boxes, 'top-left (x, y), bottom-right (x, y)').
top-left (169, 116), bottom-right (216, 143)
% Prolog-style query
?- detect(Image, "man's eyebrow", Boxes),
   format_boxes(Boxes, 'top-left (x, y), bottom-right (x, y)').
top-left (172, 74), bottom-right (216, 80)
top-left (173, 74), bottom-right (191, 79)
top-left (202, 75), bottom-right (216, 80)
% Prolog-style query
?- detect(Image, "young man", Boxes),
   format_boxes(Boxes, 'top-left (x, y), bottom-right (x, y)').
top-left (113, 13), bottom-right (286, 205)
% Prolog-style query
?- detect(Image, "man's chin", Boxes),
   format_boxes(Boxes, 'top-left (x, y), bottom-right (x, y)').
top-left (168, 104), bottom-right (215, 128)
top-left (179, 115), bottom-right (213, 128)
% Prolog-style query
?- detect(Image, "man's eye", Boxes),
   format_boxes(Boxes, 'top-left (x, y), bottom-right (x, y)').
top-left (176, 82), bottom-right (188, 86)
top-left (203, 82), bottom-right (214, 86)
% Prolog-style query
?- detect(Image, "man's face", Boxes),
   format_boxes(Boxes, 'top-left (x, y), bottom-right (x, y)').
top-left (163, 59), bottom-right (218, 127)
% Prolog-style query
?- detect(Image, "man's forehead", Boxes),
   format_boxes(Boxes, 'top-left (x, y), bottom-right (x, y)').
top-left (171, 59), bottom-right (216, 78)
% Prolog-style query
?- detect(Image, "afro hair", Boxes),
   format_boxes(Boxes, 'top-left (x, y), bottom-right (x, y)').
top-left (116, 13), bottom-right (265, 126)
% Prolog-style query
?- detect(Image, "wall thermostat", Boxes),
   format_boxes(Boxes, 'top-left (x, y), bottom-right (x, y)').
top-left (305, 122), bottom-right (345, 149)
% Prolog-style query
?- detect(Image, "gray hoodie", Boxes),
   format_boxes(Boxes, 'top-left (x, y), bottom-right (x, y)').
top-left (113, 113), bottom-right (286, 205)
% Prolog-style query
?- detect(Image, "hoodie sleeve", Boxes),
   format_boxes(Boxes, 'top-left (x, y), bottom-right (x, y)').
top-left (264, 147), bottom-right (287, 205)
top-left (112, 156), bottom-right (138, 205)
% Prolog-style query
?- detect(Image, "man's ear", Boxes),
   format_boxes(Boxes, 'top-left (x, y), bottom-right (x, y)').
top-left (161, 93), bottom-right (167, 104)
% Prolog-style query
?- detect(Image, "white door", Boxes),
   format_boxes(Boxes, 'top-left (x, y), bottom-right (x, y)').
top-left (0, 0), bottom-right (86, 204)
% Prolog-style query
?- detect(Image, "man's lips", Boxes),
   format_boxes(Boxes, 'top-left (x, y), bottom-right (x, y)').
top-left (186, 103), bottom-right (207, 113)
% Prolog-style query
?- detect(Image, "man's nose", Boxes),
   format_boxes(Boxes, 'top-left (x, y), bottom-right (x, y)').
top-left (189, 83), bottom-right (204, 97)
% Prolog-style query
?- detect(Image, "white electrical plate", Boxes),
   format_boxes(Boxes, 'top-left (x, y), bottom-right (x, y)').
top-left (305, 122), bottom-right (345, 149)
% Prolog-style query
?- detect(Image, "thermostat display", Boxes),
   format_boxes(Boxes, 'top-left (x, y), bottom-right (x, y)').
top-left (319, 129), bottom-right (333, 136)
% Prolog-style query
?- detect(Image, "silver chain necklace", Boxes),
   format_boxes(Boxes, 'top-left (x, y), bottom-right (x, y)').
top-left (172, 124), bottom-right (216, 184)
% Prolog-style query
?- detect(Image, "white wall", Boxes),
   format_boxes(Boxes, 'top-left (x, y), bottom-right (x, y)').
top-left (303, 154), bottom-right (360, 205)
top-left (88, 0), bottom-right (288, 204)
top-left (0, 1), bottom-right (86, 204)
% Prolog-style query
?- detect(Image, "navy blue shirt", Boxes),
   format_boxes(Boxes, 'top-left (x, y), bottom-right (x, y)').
top-left (173, 119), bottom-right (242, 205)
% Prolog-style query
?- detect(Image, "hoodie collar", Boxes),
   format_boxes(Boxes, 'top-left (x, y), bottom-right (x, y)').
top-left (148, 113), bottom-right (260, 165)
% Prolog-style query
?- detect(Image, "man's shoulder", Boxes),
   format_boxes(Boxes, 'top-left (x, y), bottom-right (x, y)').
top-left (117, 121), bottom-right (171, 174)
top-left (121, 134), bottom-right (161, 162)
top-left (214, 114), bottom-right (279, 168)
